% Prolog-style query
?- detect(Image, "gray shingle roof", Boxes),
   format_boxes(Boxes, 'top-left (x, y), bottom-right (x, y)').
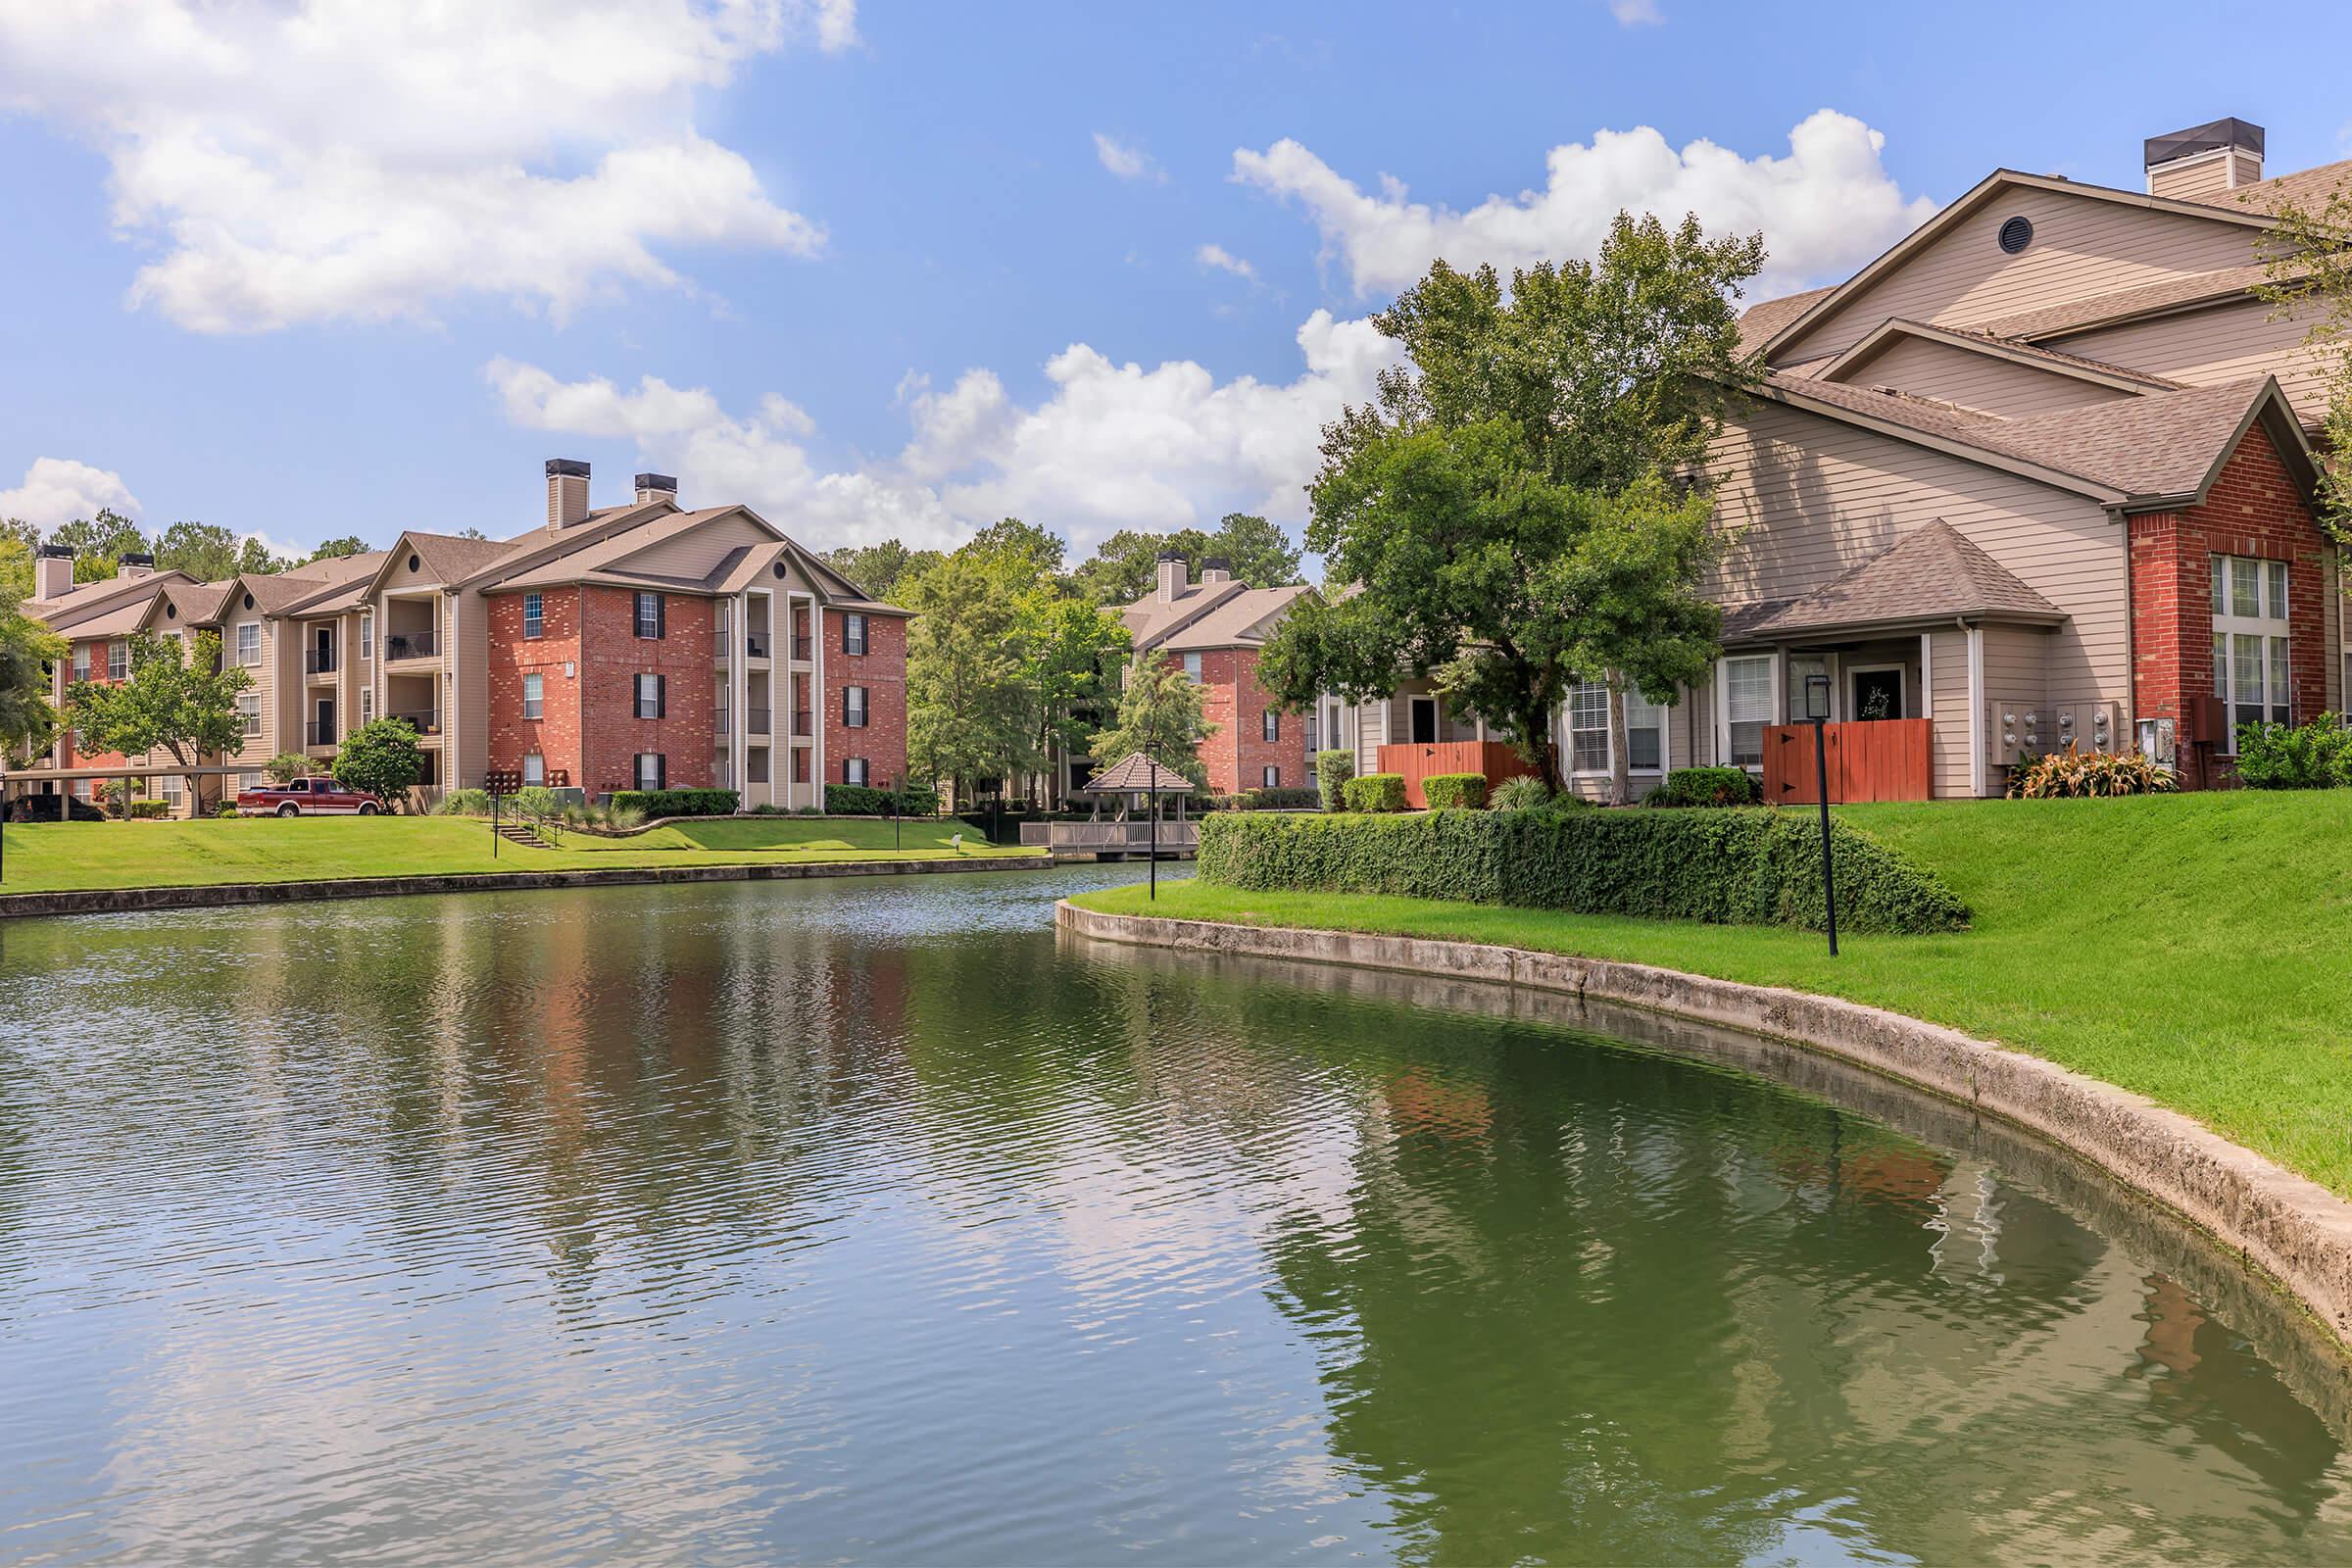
top-left (1086, 753), bottom-right (1194, 794)
top-left (1740, 520), bottom-right (2062, 639)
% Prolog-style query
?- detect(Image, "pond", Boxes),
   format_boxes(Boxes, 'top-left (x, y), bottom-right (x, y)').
top-left (2, 867), bottom-right (2349, 1564)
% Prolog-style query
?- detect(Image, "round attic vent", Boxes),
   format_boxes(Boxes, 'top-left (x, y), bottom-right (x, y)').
top-left (1997, 216), bottom-right (2033, 255)
top-left (166, 604), bottom-right (177, 619)
top-left (772, 562), bottom-right (787, 579)
top-left (408, 553), bottom-right (420, 572)
top-left (243, 592), bottom-right (255, 610)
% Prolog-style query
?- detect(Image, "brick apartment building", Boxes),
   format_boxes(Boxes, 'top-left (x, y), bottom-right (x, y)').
top-left (1112, 553), bottom-right (1318, 796)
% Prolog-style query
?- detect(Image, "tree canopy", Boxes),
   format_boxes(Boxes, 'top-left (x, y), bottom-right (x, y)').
top-left (333, 718), bottom-right (425, 805)
top-left (904, 551), bottom-right (1036, 801)
top-left (1088, 649), bottom-right (1215, 788)
top-left (0, 579), bottom-right (66, 765)
top-left (2258, 191), bottom-right (2352, 539)
top-left (821, 539), bottom-right (945, 604)
top-left (1070, 514), bottom-right (1303, 604)
top-left (64, 629), bottom-right (251, 771)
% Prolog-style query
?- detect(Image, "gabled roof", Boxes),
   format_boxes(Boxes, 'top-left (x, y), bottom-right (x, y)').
top-left (1757, 169), bottom-right (2280, 362)
top-left (1733, 520), bottom-right (2063, 642)
top-left (1158, 584), bottom-right (1313, 652)
top-left (1086, 753), bottom-right (1193, 794)
top-left (1818, 318), bottom-right (2184, 396)
top-left (1970, 260), bottom-right (2296, 343)
top-left (2192, 156), bottom-right (2352, 218)
top-left (1120, 576), bottom-right (1247, 651)
top-left (24, 569), bottom-right (193, 632)
top-left (146, 577), bottom-right (237, 626)
top-left (1737, 285), bottom-right (1836, 357)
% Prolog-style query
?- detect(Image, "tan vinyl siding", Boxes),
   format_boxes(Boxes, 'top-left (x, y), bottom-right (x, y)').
top-left (2051, 297), bottom-right (2331, 425)
top-left (270, 619), bottom-right (303, 754)
top-left (455, 590), bottom-right (490, 789)
top-left (1833, 335), bottom-right (2138, 416)
top-left (1705, 398), bottom-right (2129, 714)
top-left (1927, 626), bottom-right (1970, 797)
top-left (2147, 151), bottom-right (2235, 201)
top-left (616, 514), bottom-right (767, 580)
top-left (1774, 187), bottom-right (2263, 365)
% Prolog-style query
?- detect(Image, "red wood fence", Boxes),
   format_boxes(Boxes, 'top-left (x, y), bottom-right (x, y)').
top-left (1762, 718), bottom-right (1933, 805)
top-left (1374, 741), bottom-right (1536, 808)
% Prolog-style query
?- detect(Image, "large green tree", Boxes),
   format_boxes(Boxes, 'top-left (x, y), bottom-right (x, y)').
top-left (1088, 649), bottom-right (1215, 788)
top-left (1071, 514), bottom-right (1304, 604)
top-left (1025, 595), bottom-right (1131, 791)
top-left (2258, 187), bottom-right (2352, 539)
top-left (904, 551), bottom-right (1036, 804)
top-left (64, 630), bottom-right (251, 806)
top-left (153, 521), bottom-right (244, 580)
top-left (823, 539), bottom-right (946, 604)
top-left (1260, 213), bottom-right (1761, 793)
top-left (334, 718), bottom-right (424, 807)
top-left (51, 509), bottom-right (149, 583)
top-left (0, 583), bottom-right (66, 766)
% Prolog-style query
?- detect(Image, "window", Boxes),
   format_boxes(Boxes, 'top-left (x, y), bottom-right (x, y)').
top-left (2212, 555), bottom-right (2291, 749)
top-left (523, 672), bottom-right (544, 719)
top-left (108, 641), bottom-right (127, 681)
top-left (635, 753), bottom-right (666, 791)
top-left (844, 612), bottom-right (867, 656)
top-left (523, 753), bottom-right (545, 786)
top-left (1722, 656), bottom-right (1773, 768)
top-left (1262, 709), bottom-right (1280, 743)
top-left (1569, 682), bottom-right (1609, 773)
top-left (844, 685), bottom-right (867, 727)
top-left (237, 692), bottom-right (262, 737)
top-left (234, 622), bottom-right (261, 666)
top-left (240, 771), bottom-right (264, 793)
top-left (844, 757), bottom-right (868, 786)
top-left (73, 644), bottom-right (89, 681)
top-left (521, 593), bottom-right (544, 639)
top-left (634, 672), bottom-right (665, 719)
top-left (360, 612), bottom-right (372, 661)
top-left (1625, 688), bottom-right (1664, 772)
top-left (360, 687), bottom-right (373, 726)
top-left (1409, 697), bottom-right (1438, 745)
top-left (1183, 652), bottom-right (1203, 682)
top-left (634, 592), bottom-right (664, 639)
top-left (1262, 764), bottom-right (1280, 789)
top-left (157, 773), bottom-right (182, 804)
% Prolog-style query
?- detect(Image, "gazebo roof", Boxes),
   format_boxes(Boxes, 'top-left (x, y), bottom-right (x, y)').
top-left (1088, 753), bottom-right (1192, 794)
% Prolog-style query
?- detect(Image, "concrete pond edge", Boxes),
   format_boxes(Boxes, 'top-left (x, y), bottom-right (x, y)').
top-left (1056, 898), bottom-right (2352, 1352)
top-left (0, 855), bottom-right (1051, 920)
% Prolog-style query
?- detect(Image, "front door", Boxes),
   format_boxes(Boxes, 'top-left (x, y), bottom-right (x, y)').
top-left (1850, 665), bottom-right (1905, 722)
top-left (1410, 697), bottom-right (1439, 744)
top-left (316, 698), bottom-right (335, 745)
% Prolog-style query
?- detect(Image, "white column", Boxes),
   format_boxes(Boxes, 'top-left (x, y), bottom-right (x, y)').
top-left (731, 591), bottom-right (749, 805)
top-left (1966, 622), bottom-right (1986, 798)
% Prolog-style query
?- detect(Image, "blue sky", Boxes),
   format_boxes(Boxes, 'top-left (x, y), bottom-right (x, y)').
top-left (3, 0), bottom-right (2349, 561)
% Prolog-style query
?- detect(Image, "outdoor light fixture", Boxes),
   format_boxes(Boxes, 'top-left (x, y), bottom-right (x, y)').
top-left (1802, 672), bottom-right (1838, 956)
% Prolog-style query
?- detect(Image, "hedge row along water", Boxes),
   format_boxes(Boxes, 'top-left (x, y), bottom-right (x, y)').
top-left (1196, 808), bottom-right (1969, 935)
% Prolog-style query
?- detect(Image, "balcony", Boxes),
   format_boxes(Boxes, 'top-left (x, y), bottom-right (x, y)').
top-left (714, 708), bottom-right (731, 736)
top-left (745, 633), bottom-right (769, 660)
top-left (306, 721), bottom-right (336, 747)
top-left (305, 648), bottom-right (337, 674)
top-left (748, 707), bottom-right (772, 736)
top-left (792, 635), bottom-right (812, 662)
top-left (792, 710), bottom-right (812, 738)
top-left (389, 710), bottom-right (442, 737)
top-left (382, 630), bottom-right (438, 662)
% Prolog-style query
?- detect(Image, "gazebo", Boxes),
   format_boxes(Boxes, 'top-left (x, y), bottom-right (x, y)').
top-left (1085, 752), bottom-right (1194, 821)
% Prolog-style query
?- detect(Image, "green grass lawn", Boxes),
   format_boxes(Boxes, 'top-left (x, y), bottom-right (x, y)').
top-left (0, 814), bottom-right (1037, 894)
top-left (1075, 792), bottom-right (2352, 1197)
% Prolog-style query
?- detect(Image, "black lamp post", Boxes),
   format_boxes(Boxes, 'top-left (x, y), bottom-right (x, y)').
top-left (1804, 672), bottom-right (1838, 957)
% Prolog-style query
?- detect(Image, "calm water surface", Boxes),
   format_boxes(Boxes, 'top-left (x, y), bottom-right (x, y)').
top-left (3, 867), bottom-right (2351, 1565)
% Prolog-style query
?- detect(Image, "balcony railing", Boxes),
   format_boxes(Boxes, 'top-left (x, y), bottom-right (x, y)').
top-left (305, 648), bottom-right (337, 674)
top-left (306, 721), bottom-right (336, 746)
top-left (383, 630), bottom-right (438, 662)
top-left (714, 709), bottom-right (731, 735)
top-left (748, 707), bottom-right (772, 736)
top-left (792, 710), bottom-right (812, 737)
top-left (389, 710), bottom-right (441, 737)
top-left (745, 633), bottom-right (769, 659)
top-left (792, 635), bottom-right (812, 662)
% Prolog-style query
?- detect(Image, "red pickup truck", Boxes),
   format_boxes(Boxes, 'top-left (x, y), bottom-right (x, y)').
top-left (235, 777), bottom-right (385, 816)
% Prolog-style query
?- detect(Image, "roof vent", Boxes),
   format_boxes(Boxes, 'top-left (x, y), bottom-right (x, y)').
top-left (1997, 216), bottom-right (2034, 255)
top-left (2145, 117), bottom-right (2264, 199)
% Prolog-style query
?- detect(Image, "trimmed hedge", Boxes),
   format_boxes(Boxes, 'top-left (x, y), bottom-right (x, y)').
top-left (1314, 750), bottom-right (1355, 812)
top-left (1343, 772), bottom-right (1408, 812)
top-left (1645, 766), bottom-right (1759, 808)
top-left (1196, 808), bottom-right (1968, 935)
top-left (609, 787), bottom-right (740, 818)
top-left (1421, 772), bottom-right (1488, 810)
top-left (824, 782), bottom-right (942, 815)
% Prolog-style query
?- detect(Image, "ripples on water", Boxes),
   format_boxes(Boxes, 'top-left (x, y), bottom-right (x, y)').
top-left (2, 866), bottom-right (2349, 1565)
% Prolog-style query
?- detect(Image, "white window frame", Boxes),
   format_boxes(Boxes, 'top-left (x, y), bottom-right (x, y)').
top-left (844, 612), bottom-right (867, 656)
top-left (236, 691), bottom-right (262, 737)
top-left (523, 752), bottom-right (545, 786)
top-left (107, 641), bottom-right (128, 681)
top-left (844, 685), bottom-right (868, 728)
top-left (522, 593), bottom-right (544, 640)
top-left (73, 644), bottom-right (90, 682)
top-left (634, 592), bottom-right (662, 639)
top-left (1262, 708), bottom-right (1279, 744)
top-left (1182, 652), bottom-right (1203, 682)
top-left (1718, 655), bottom-right (1775, 770)
top-left (2213, 555), bottom-right (2291, 752)
top-left (240, 771), bottom-right (265, 793)
top-left (844, 756), bottom-right (868, 786)
top-left (635, 752), bottom-right (663, 791)
top-left (1261, 764), bottom-right (1280, 789)
top-left (360, 687), bottom-right (373, 726)
top-left (234, 621), bottom-right (262, 667)
top-left (360, 611), bottom-right (373, 662)
top-left (522, 672), bottom-right (544, 720)
top-left (1566, 679), bottom-right (1671, 777)
top-left (635, 672), bottom-right (662, 719)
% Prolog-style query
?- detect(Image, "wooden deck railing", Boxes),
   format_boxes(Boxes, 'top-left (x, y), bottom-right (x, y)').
top-left (1020, 820), bottom-right (1200, 854)
top-left (1762, 718), bottom-right (1933, 804)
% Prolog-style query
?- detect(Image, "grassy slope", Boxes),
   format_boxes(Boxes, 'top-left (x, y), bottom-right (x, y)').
top-left (1076, 793), bottom-right (2352, 1195)
top-left (0, 815), bottom-right (1036, 893)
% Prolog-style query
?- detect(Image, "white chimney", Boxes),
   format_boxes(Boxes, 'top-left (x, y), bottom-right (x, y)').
top-left (34, 545), bottom-right (72, 601)
top-left (2145, 117), bottom-right (2264, 200)
top-left (634, 471), bottom-right (678, 508)
top-left (546, 458), bottom-right (591, 530)
top-left (1155, 551), bottom-right (1189, 603)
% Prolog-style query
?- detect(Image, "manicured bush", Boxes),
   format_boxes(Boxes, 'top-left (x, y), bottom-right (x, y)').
top-left (125, 799), bottom-right (170, 819)
top-left (824, 782), bottom-right (941, 815)
top-left (514, 785), bottom-right (564, 818)
top-left (2004, 743), bottom-right (2175, 799)
top-left (215, 804), bottom-right (239, 818)
top-left (1645, 766), bottom-right (1759, 808)
top-left (1254, 786), bottom-right (1324, 810)
top-left (1197, 808), bottom-right (1968, 935)
top-left (263, 753), bottom-right (311, 785)
top-left (434, 789), bottom-right (492, 816)
top-left (609, 787), bottom-right (741, 818)
top-left (1314, 750), bottom-right (1356, 812)
top-left (1342, 772), bottom-right (1408, 812)
top-left (1490, 775), bottom-right (1553, 813)
top-left (2230, 714), bottom-right (2352, 789)
top-left (1421, 772), bottom-right (1488, 810)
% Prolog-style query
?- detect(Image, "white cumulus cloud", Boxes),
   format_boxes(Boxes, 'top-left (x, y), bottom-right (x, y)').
top-left (1608, 0), bottom-right (1662, 24)
top-left (1233, 108), bottom-right (1936, 300)
top-left (1196, 243), bottom-right (1257, 281)
top-left (485, 309), bottom-right (1398, 553)
top-left (1094, 131), bottom-right (1164, 183)
top-left (0, 0), bottom-right (853, 332)
top-left (0, 458), bottom-right (143, 528)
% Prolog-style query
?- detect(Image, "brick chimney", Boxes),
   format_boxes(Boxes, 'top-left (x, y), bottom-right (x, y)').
top-left (546, 458), bottom-right (591, 530)
top-left (634, 471), bottom-right (678, 508)
top-left (118, 552), bottom-right (155, 579)
top-left (2145, 117), bottom-right (2264, 200)
top-left (1154, 550), bottom-right (1189, 603)
top-left (1200, 556), bottom-right (1233, 585)
top-left (34, 544), bottom-right (72, 601)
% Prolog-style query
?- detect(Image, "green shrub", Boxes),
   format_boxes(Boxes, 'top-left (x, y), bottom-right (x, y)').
top-left (1314, 750), bottom-right (1356, 812)
top-left (435, 788), bottom-right (492, 816)
top-left (1342, 772), bottom-right (1408, 812)
top-left (215, 804), bottom-right (239, 818)
top-left (608, 787), bottom-right (740, 818)
top-left (125, 799), bottom-right (170, 819)
top-left (2005, 742), bottom-right (2175, 799)
top-left (796, 805), bottom-right (822, 815)
top-left (1645, 766), bottom-right (1758, 808)
top-left (2231, 715), bottom-right (2352, 789)
top-left (1421, 772), bottom-right (1489, 809)
top-left (1196, 808), bottom-right (1968, 935)
top-left (263, 753), bottom-right (310, 785)
top-left (513, 785), bottom-right (563, 818)
top-left (1255, 786), bottom-right (1323, 810)
top-left (1490, 775), bottom-right (1553, 812)
top-left (824, 782), bottom-right (941, 815)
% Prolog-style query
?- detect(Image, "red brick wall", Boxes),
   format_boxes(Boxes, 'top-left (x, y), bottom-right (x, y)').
top-left (821, 608), bottom-right (908, 788)
top-left (488, 587), bottom-right (716, 794)
top-left (2128, 427), bottom-right (2329, 788)
top-left (1191, 648), bottom-right (1308, 794)
top-left (59, 635), bottom-right (128, 769)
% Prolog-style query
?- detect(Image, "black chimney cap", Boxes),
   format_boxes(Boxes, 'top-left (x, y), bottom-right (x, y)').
top-left (633, 472), bottom-right (678, 492)
top-left (545, 458), bottom-right (591, 479)
top-left (1202, 555), bottom-right (1233, 572)
top-left (37, 543), bottom-right (73, 559)
top-left (1156, 548), bottom-right (1188, 563)
top-left (2146, 117), bottom-right (2264, 169)
top-left (119, 551), bottom-right (155, 565)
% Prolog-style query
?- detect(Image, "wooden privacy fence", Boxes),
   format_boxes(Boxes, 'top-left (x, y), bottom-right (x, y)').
top-left (1374, 741), bottom-right (1536, 808)
top-left (1763, 718), bottom-right (1933, 805)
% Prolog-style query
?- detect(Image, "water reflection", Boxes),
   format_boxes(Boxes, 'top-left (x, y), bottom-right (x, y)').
top-left (0, 871), bottom-right (2346, 1565)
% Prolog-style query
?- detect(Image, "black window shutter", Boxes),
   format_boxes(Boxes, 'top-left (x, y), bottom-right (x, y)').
top-left (657, 673), bottom-right (667, 718)
top-left (657, 753), bottom-right (667, 790)
top-left (656, 595), bottom-right (666, 639)
top-left (842, 686), bottom-right (850, 724)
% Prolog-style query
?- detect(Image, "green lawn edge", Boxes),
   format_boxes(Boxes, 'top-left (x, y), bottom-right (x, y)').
top-left (1073, 792), bottom-right (2352, 1199)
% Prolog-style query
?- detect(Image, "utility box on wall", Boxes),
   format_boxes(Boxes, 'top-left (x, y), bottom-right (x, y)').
top-left (1989, 700), bottom-right (2125, 763)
